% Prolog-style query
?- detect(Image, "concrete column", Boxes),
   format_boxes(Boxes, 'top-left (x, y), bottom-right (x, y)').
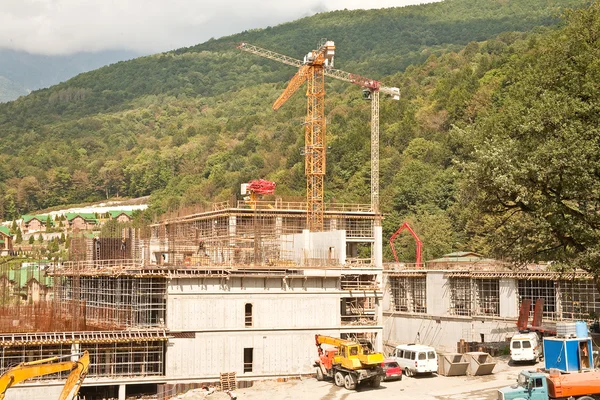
top-left (426, 271), bottom-right (449, 316)
top-left (275, 217), bottom-right (282, 239)
top-left (375, 329), bottom-right (383, 352)
top-left (118, 384), bottom-right (126, 400)
top-left (499, 278), bottom-right (518, 318)
top-left (373, 225), bottom-right (383, 268)
top-left (228, 216), bottom-right (236, 264)
top-left (338, 230), bottom-right (346, 265)
top-left (302, 229), bottom-right (310, 266)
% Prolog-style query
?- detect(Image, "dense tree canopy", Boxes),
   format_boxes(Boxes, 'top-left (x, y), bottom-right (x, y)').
top-left (462, 3), bottom-right (600, 279)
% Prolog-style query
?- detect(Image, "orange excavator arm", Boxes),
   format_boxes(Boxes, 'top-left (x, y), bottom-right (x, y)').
top-left (273, 64), bottom-right (310, 111)
top-left (0, 351), bottom-right (90, 400)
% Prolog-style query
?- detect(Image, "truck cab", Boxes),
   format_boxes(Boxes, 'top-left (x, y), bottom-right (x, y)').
top-left (498, 371), bottom-right (549, 400)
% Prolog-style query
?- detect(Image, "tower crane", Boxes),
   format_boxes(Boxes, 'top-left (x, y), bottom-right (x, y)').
top-left (238, 42), bottom-right (400, 217)
top-left (239, 40), bottom-right (335, 232)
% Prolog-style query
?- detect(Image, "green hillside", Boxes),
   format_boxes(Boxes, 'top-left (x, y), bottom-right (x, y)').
top-left (0, 0), bottom-right (594, 263)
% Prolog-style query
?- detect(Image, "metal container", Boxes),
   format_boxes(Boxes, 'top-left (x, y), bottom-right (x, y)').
top-left (556, 321), bottom-right (577, 338)
top-left (543, 337), bottom-right (593, 372)
top-left (576, 321), bottom-right (588, 338)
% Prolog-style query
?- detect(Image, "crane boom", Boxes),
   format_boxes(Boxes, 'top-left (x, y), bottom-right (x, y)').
top-left (273, 64), bottom-right (310, 111)
top-left (238, 42), bottom-right (399, 216)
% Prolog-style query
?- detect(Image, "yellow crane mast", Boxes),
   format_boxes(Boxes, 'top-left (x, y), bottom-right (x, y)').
top-left (0, 351), bottom-right (90, 400)
top-left (238, 42), bottom-right (399, 217)
top-left (240, 40), bottom-right (335, 232)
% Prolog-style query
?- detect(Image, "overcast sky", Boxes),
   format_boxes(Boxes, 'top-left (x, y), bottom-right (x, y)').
top-left (1, 0), bottom-right (441, 56)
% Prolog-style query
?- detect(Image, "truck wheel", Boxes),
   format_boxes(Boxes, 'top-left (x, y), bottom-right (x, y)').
top-left (344, 374), bottom-right (357, 390)
top-left (405, 368), bottom-right (413, 377)
top-left (334, 371), bottom-right (345, 387)
top-left (577, 397), bottom-right (595, 400)
top-left (315, 367), bottom-right (324, 381)
top-left (371, 375), bottom-right (382, 388)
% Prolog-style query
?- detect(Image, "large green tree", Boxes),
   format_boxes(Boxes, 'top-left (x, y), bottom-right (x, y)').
top-left (462, 3), bottom-right (600, 286)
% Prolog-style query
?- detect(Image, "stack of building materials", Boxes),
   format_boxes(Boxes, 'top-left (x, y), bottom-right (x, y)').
top-left (220, 372), bottom-right (237, 391)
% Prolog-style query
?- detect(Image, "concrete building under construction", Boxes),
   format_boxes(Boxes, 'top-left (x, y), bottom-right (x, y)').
top-left (382, 253), bottom-right (600, 353)
top-left (0, 199), bottom-right (384, 400)
top-left (1, 201), bottom-right (598, 399)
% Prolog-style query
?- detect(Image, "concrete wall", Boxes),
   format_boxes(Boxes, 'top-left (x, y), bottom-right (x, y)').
top-left (4, 384), bottom-right (62, 400)
top-left (382, 270), bottom-right (522, 352)
top-left (280, 230), bottom-right (346, 265)
top-left (167, 277), bottom-right (342, 331)
top-left (427, 271), bottom-right (449, 315)
top-left (166, 332), bottom-right (315, 377)
top-left (166, 327), bottom-right (384, 379)
top-left (167, 293), bottom-right (339, 331)
top-left (383, 314), bottom-right (516, 353)
top-left (500, 278), bottom-right (518, 318)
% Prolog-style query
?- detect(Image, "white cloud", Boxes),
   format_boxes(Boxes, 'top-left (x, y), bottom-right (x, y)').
top-left (0, 0), bottom-right (441, 55)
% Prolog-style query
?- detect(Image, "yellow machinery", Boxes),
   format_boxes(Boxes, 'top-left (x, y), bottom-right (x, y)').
top-left (0, 351), bottom-right (90, 400)
top-left (314, 334), bottom-right (385, 390)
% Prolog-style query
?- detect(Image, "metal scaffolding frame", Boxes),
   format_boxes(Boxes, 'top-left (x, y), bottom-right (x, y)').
top-left (389, 276), bottom-right (427, 314)
top-left (448, 278), bottom-right (472, 316)
top-left (54, 275), bottom-right (167, 329)
top-left (473, 278), bottom-right (500, 317)
top-left (559, 279), bottom-right (600, 320)
top-left (517, 279), bottom-right (557, 320)
top-left (0, 330), bottom-right (167, 378)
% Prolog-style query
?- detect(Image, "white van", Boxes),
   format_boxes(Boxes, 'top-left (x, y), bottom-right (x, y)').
top-left (390, 344), bottom-right (438, 376)
top-left (510, 331), bottom-right (542, 363)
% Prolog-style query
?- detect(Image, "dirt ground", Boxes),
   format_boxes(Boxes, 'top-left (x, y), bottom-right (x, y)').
top-left (173, 357), bottom-right (540, 400)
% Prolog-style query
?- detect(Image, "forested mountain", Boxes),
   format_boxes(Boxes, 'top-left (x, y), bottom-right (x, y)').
top-left (0, 49), bottom-right (139, 103)
top-left (0, 0), bottom-right (594, 262)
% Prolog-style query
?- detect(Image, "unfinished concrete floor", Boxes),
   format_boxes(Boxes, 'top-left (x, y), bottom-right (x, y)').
top-left (172, 357), bottom-right (537, 400)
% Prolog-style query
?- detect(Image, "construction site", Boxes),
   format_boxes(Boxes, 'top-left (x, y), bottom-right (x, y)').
top-left (1, 39), bottom-right (599, 400)
top-left (0, 196), bottom-right (384, 400)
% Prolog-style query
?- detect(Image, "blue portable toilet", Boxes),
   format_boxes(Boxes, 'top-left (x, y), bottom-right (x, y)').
top-left (543, 337), bottom-right (593, 372)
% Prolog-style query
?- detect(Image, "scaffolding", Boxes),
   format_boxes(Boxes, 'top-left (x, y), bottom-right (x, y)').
top-left (341, 297), bottom-right (377, 325)
top-left (517, 279), bottom-right (557, 320)
top-left (449, 278), bottom-right (471, 316)
top-left (389, 276), bottom-right (427, 313)
top-left (54, 275), bottom-right (166, 329)
top-left (559, 279), bottom-right (600, 320)
top-left (150, 200), bottom-right (376, 268)
top-left (473, 279), bottom-right (499, 317)
top-left (0, 330), bottom-right (167, 378)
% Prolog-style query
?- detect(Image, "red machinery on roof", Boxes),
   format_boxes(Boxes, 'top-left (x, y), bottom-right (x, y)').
top-left (246, 179), bottom-right (276, 195)
top-left (389, 222), bottom-right (422, 268)
top-left (243, 179), bottom-right (276, 208)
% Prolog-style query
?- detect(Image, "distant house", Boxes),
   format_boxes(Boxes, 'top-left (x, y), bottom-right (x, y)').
top-left (21, 215), bottom-right (51, 234)
top-left (109, 210), bottom-right (134, 223)
top-left (0, 226), bottom-right (13, 253)
top-left (26, 276), bottom-right (53, 303)
top-left (65, 213), bottom-right (98, 231)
